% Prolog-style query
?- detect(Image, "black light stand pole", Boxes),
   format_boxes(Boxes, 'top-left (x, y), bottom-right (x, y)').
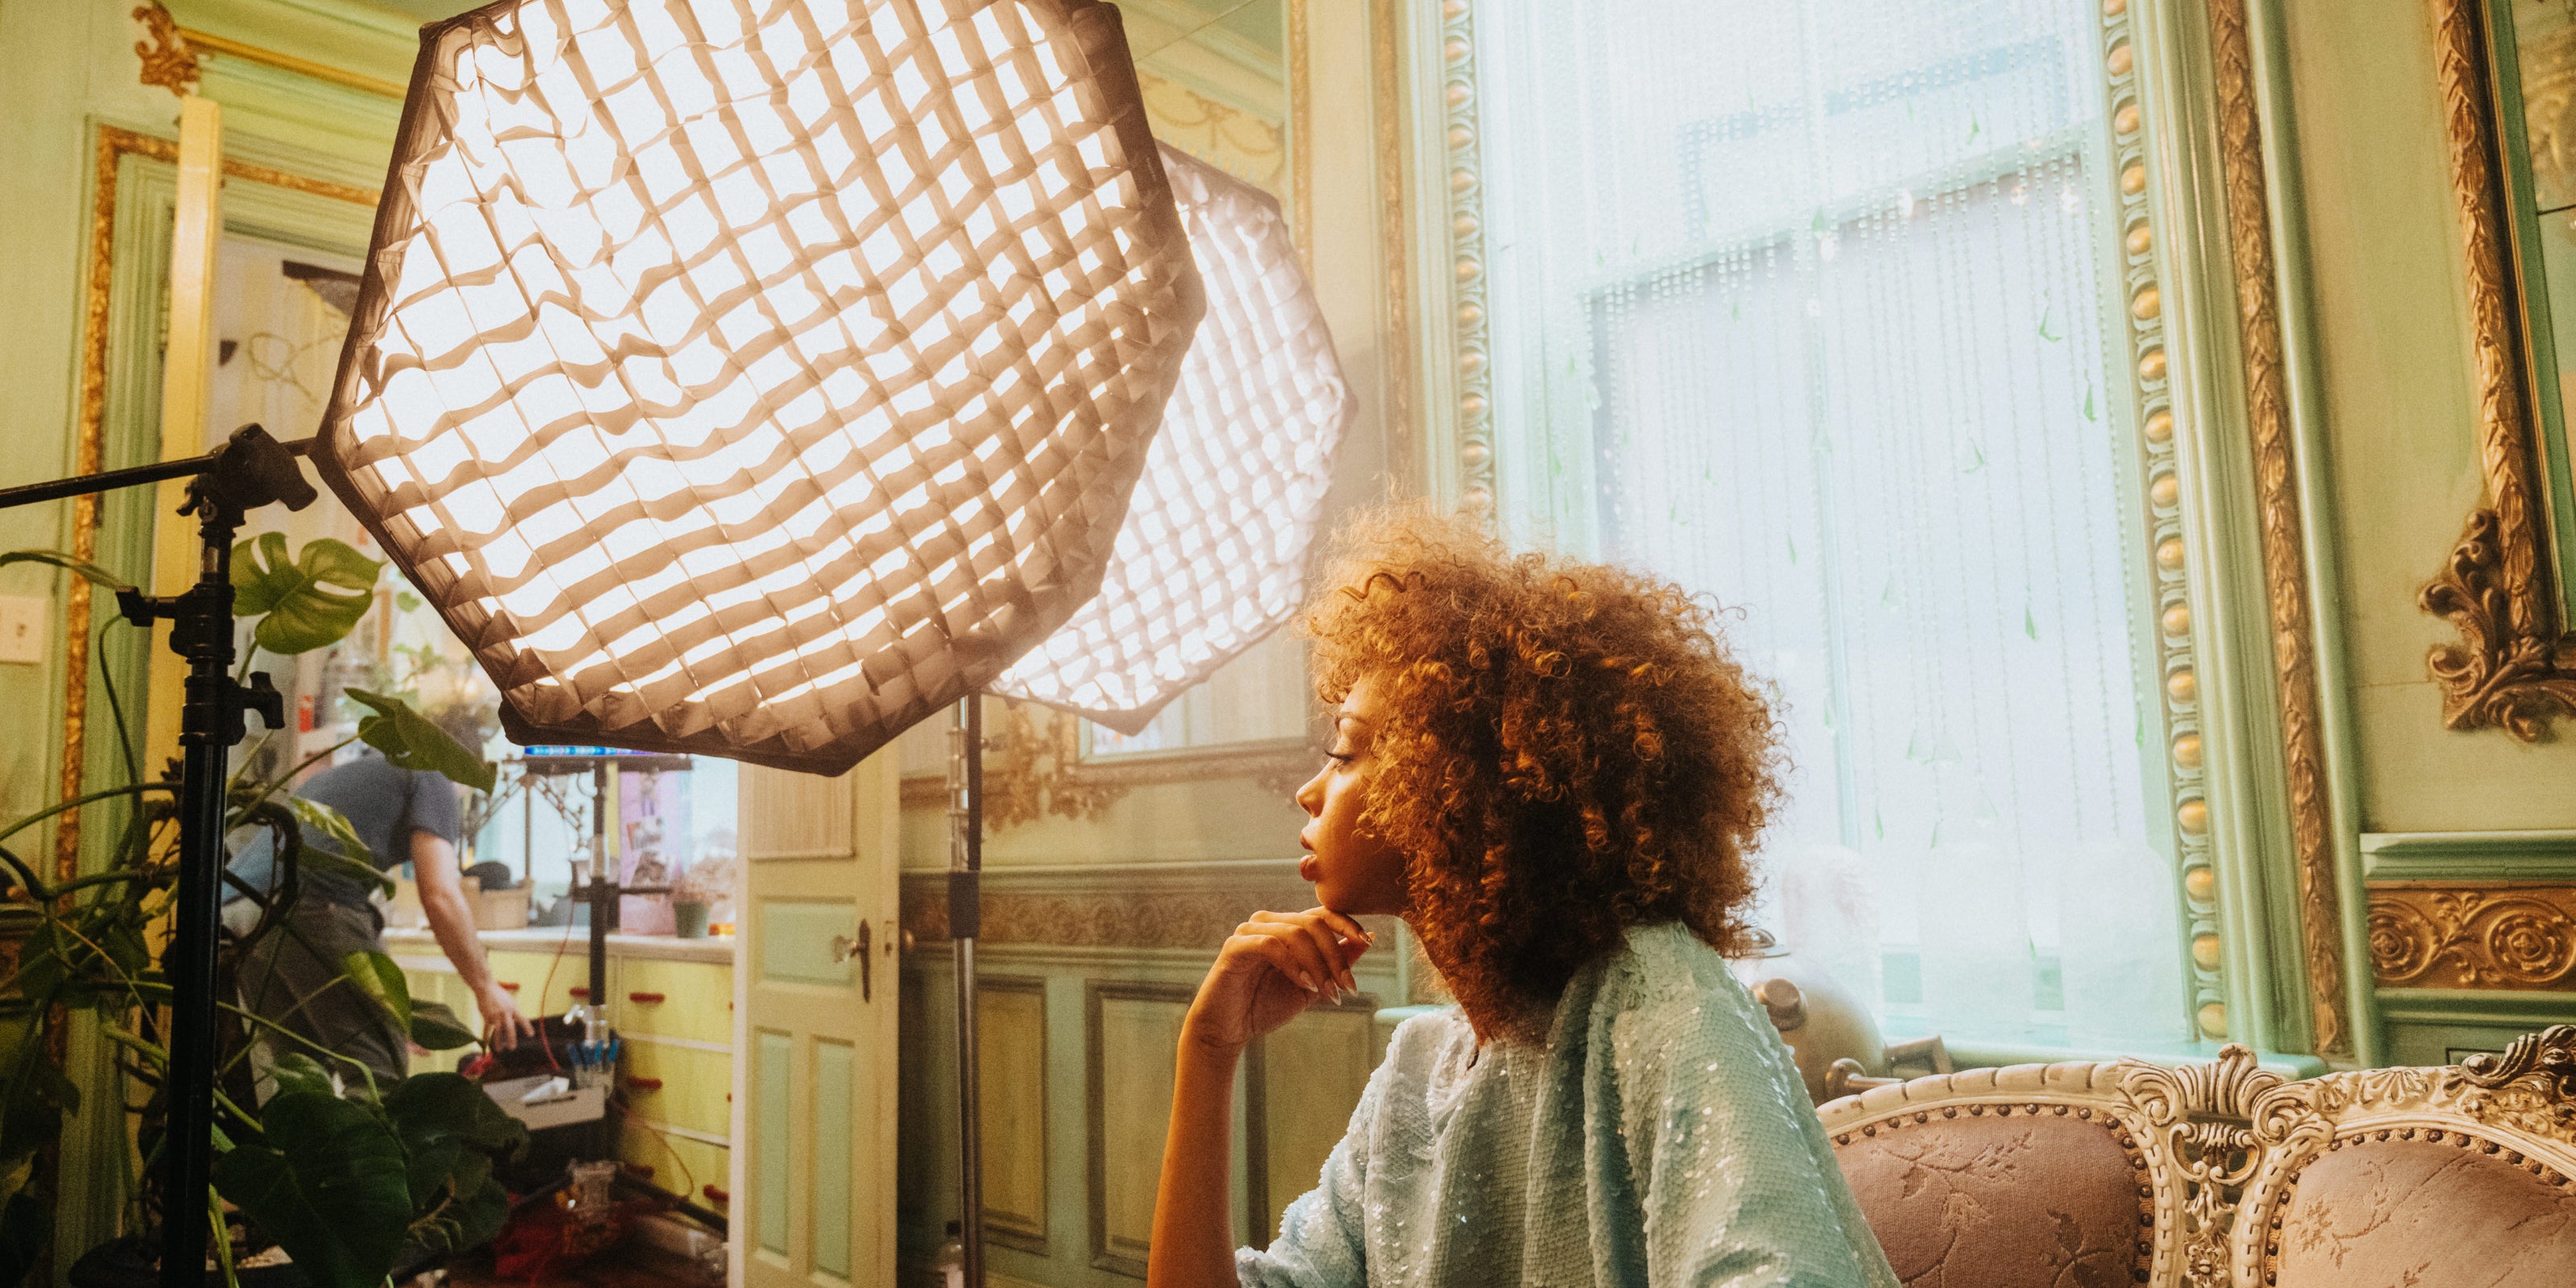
top-left (0, 424), bottom-right (313, 1288)
top-left (588, 761), bottom-right (613, 1034)
top-left (947, 694), bottom-right (985, 1288)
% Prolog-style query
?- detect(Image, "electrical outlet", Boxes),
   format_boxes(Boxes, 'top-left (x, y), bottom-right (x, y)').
top-left (0, 597), bottom-right (45, 665)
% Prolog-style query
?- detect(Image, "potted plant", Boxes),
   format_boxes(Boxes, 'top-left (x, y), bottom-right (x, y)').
top-left (667, 853), bottom-right (736, 941)
top-left (0, 532), bottom-right (526, 1288)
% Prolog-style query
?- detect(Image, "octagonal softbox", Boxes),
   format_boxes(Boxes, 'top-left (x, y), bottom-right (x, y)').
top-left (990, 145), bottom-right (1351, 732)
top-left (314, 0), bottom-right (1204, 773)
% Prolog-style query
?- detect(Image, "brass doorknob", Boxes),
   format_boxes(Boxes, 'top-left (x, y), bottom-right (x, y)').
top-left (831, 922), bottom-right (875, 1000)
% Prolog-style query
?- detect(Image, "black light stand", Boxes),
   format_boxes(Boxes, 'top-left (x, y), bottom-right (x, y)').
top-left (0, 423), bottom-right (314, 1288)
top-left (947, 695), bottom-right (985, 1288)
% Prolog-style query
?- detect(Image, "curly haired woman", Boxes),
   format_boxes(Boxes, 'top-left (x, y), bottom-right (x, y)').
top-left (1146, 512), bottom-right (1897, 1288)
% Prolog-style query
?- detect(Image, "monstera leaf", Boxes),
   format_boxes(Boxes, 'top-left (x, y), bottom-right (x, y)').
top-left (284, 799), bottom-right (394, 896)
top-left (0, 1190), bottom-right (48, 1288)
top-left (384, 1073), bottom-right (525, 1204)
top-left (407, 1000), bottom-right (478, 1052)
top-left (265, 1052), bottom-right (339, 1102)
top-left (338, 951), bottom-right (413, 1034)
top-left (345, 690), bottom-right (496, 793)
top-left (231, 533), bottom-right (382, 655)
top-left (213, 1090), bottom-right (412, 1288)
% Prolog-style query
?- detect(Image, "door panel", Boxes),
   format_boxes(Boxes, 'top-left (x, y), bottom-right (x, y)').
top-left (734, 750), bottom-right (899, 1288)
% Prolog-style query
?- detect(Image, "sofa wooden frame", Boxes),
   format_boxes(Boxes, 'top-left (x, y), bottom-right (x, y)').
top-left (1817, 1027), bottom-right (2576, 1287)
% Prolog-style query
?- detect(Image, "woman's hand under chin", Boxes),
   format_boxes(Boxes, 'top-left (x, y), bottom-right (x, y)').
top-left (1183, 906), bottom-right (1375, 1056)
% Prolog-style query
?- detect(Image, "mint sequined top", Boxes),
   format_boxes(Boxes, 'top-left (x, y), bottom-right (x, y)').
top-left (1236, 923), bottom-right (1900, 1288)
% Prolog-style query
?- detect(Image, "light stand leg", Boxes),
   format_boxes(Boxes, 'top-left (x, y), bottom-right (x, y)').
top-left (947, 696), bottom-right (985, 1288)
top-left (114, 426), bottom-right (306, 1288)
top-left (156, 515), bottom-right (238, 1288)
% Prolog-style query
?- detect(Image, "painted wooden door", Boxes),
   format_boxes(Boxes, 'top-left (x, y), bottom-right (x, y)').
top-left (733, 750), bottom-right (901, 1287)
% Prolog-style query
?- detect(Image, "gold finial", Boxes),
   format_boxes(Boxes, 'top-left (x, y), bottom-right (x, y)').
top-left (133, 2), bottom-right (200, 98)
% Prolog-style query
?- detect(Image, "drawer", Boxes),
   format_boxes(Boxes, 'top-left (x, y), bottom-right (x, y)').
top-left (617, 1122), bottom-right (729, 1211)
top-left (613, 957), bottom-right (733, 1044)
top-left (617, 1038), bottom-right (732, 1137)
top-left (483, 947), bottom-right (602, 1019)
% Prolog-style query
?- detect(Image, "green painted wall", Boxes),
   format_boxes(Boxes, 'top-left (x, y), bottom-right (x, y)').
top-left (2275, 0), bottom-right (2576, 833)
top-left (0, 1), bottom-right (185, 865)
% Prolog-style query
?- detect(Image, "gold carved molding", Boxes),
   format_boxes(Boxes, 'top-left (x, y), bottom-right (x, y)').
top-left (136, 0), bottom-right (408, 101)
top-left (1370, 0), bottom-right (1414, 493)
top-left (901, 884), bottom-right (1319, 950)
top-left (2368, 881), bottom-right (2576, 989)
top-left (1287, 0), bottom-right (1311, 273)
top-left (1431, 0), bottom-right (1491, 515)
top-left (985, 703), bottom-right (1127, 829)
top-left (2204, 0), bottom-right (2349, 1055)
top-left (897, 704), bottom-right (1319, 830)
top-left (1135, 70), bottom-right (1285, 200)
top-left (131, 3), bottom-right (199, 97)
top-left (2423, 0), bottom-right (2576, 740)
top-left (56, 128), bottom-right (376, 880)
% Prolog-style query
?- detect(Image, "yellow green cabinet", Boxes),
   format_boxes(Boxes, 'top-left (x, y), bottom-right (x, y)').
top-left (388, 928), bottom-right (737, 1213)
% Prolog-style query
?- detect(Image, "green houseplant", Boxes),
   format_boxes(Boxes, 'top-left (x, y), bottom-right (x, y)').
top-left (0, 532), bottom-right (526, 1288)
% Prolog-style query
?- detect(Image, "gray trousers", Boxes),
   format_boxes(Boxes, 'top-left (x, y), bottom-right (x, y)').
top-left (233, 898), bottom-right (409, 1089)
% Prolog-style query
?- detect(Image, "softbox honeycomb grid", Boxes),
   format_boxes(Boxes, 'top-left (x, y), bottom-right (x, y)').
top-left (992, 145), bottom-right (1350, 732)
top-left (314, 0), bottom-right (1203, 773)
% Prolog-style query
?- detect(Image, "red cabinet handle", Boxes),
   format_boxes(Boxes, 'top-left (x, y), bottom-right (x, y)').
top-left (622, 1163), bottom-right (654, 1179)
top-left (702, 1184), bottom-right (729, 1204)
top-left (568, 985), bottom-right (589, 999)
top-left (627, 991), bottom-right (666, 1004)
top-left (497, 981), bottom-right (521, 993)
top-left (625, 1076), bottom-right (664, 1091)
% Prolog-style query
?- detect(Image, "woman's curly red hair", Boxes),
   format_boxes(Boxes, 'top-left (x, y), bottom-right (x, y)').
top-left (1300, 510), bottom-right (1781, 1041)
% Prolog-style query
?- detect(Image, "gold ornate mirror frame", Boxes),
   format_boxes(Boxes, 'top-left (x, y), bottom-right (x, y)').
top-left (54, 123), bottom-right (376, 885)
top-left (2422, 0), bottom-right (2576, 740)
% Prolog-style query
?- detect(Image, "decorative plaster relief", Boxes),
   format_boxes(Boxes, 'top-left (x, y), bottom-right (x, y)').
top-left (2370, 882), bottom-right (2576, 989)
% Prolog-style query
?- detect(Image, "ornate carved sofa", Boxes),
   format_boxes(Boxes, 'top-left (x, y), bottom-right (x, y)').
top-left (1818, 1027), bottom-right (2576, 1287)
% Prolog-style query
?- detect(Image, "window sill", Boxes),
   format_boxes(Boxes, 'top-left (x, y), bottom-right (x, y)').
top-left (1369, 1006), bottom-right (2330, 1080)
top-left (1921, 1036), bottom-right (2326, 1080)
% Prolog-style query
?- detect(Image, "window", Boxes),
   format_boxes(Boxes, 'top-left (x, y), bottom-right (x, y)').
top-left (1468, 0), bottom-right (2189, 1046)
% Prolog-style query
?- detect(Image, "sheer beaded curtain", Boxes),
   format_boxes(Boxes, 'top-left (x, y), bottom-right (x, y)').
top-left (1476, 0), bottom-right (2187, 1046)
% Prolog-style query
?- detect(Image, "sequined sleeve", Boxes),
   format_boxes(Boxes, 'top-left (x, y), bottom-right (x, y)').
top-left (1603, 943), bottom-right (1901, 1288)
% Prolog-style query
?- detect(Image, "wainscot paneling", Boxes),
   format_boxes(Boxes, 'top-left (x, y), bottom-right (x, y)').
top-left (1245, 997), bottom-right (1379, 1248)
top-left (2377, 988), bottom-right (2576, 1066)
top-left (980, 977), bottom-right (1051, 1254)
top-left (897, 861), bottom-right (1410, 1287)
top-left (1087, 982), bottom-right (1199, 1277)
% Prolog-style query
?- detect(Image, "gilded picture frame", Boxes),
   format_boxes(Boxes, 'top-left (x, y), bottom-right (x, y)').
top-left (2421, 0), bottom-right (2576, 739)
top-left (51, 125), bottom-right (376, 886)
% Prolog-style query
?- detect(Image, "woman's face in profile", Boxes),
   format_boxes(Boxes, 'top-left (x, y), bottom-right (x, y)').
top-left (1295, 674), bottom-right (1409, 917)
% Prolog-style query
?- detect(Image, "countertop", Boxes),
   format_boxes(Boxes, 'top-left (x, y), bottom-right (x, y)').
top-left (381, 924), bottom-right (737, 965)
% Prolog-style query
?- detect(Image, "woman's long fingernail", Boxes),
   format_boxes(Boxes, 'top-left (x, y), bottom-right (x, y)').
top-left (1298, 972), bottom-right (1319, 992)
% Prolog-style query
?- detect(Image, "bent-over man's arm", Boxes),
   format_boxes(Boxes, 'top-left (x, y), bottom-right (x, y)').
top-left (414, 832), bottom-right (533, 1051)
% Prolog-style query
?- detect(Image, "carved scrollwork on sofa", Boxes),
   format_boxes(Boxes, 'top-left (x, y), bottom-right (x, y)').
top-left (1819, 1037), bottom-right (2576, 1286)
top-left (2237, 1030), bottom-right (2576, 1285)
top-left (2120, 1046), bottom-right (2286, 1287)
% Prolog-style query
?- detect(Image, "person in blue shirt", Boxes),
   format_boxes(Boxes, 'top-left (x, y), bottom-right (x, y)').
top-left (228, 708), bottom-right (530, 1087)
top-left (1148, 512), bottom-right (1897, 1288)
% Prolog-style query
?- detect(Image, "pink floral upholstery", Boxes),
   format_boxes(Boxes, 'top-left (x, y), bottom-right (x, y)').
top-left (2269, 1133), bottom-right (2576, 1288)
top-left (1833, 1109), bottom-right (2146, 1288)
